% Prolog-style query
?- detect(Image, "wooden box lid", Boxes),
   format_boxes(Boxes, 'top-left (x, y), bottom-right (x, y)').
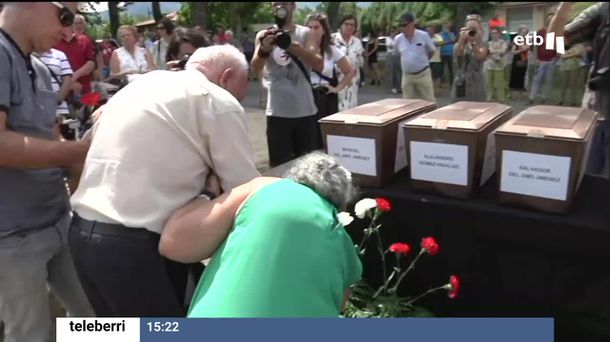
top-left (403, 101), bottom-right (512, 131)
top-left (495, 105), bottom-right (598, 141)
top-left (319, 98), bottom-right (436, 126)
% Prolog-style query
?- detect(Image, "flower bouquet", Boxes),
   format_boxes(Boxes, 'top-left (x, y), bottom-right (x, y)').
top-left (339, 197), bottom-right (460, 318)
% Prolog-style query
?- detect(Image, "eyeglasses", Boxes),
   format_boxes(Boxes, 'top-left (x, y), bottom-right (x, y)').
top-left (51, 2), bottom-right (75, 28)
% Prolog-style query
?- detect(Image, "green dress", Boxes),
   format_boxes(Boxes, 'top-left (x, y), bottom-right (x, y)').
top-left (187, 179), bottom-right (362, 317)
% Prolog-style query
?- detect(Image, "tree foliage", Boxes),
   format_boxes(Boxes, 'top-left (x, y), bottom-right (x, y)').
top-left (181, 2), bottom-right (274, 37)
top-left (358, 2), bottom-right (500, 35)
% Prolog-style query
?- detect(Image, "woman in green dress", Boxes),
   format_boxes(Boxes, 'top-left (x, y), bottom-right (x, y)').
top-left (159, 152), bottom-right (362, 317)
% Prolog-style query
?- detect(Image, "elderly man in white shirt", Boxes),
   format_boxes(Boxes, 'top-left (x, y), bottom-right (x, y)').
top-left (394, 13), bottom-right (437, 103)
top-left (68, 45), bottom-right (260, 317)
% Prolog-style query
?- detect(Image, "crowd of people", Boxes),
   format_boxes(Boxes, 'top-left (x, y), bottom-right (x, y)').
top-left (0, 1), bottom-right (608, 341)
top-left (360, 11), bottom-right (594, 107)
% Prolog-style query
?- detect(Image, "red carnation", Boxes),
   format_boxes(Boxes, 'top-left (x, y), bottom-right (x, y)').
top-left (448, 275), bottom-right (460, 299)
top-left (389, 242), bottom-right (410, 255)
top-left (420, 237), bottom-right (440, 256)
top-left (375, 197), bottom-right (391, 212)
top-left (81, 92), bottom-right (102, 107)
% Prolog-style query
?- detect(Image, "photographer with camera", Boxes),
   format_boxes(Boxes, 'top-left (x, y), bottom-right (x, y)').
top-left (550, 2), bottom-right (610, 178)
top-left (451, 14), bottom-right (488, 102)
top-left (251, 2), bottom-right (324, 168)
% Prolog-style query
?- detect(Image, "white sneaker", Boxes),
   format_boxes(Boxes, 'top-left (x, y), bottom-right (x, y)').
top-left (391, 88), bottom-right (398, 94)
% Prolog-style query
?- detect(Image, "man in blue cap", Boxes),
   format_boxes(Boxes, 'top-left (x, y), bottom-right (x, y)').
top-left (393, 12), bottom-right (437, 102)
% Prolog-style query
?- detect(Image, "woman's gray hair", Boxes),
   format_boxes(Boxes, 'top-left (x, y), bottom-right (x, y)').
top-left (283, 151), bottom-right (357, 210)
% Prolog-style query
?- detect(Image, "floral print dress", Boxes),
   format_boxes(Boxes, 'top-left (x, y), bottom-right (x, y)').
top-left (332, 32), bottom-right (364, 111)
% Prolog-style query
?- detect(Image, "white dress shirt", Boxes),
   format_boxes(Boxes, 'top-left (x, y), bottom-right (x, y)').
top-left (71, 69), bottom-right (260, 234)
top-left (395, 29), bottom-right (436, 74)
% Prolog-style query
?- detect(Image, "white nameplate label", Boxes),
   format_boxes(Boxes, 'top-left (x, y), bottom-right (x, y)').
top-left (327, 135), bottom-right (377, 176)
top-left (410, 141), bottom-right (469, 186)
top-left (500, 150), bottom-right (571, 201)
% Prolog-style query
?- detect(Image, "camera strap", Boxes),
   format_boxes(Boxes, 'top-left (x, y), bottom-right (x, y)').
top-left (287, 51), bottom-right (313, 88)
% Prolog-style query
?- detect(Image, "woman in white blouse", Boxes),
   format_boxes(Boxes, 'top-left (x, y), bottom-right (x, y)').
top-left (307, 13), bottom-right (355, 149)
top-left (110, 25), bottom-right (155, 84)
top-left (331, 15), bottom-right (364, 111)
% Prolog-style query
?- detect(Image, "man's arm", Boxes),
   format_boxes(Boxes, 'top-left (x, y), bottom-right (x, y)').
top-left (287, 41), bottom-right (324, 73)
top-left (159, 177), bottom-right (278, 263)
top-left (206, 107), bottom-right (261, 191)
top-left (550, 2), bottom-right (604, 46)
top-left (0, 111), bottom-right (89, 169)
top-left (250, 30), bottom-right (271, 76)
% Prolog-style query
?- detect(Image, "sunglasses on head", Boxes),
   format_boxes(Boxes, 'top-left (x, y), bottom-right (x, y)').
top-left (52, 2), bottom-right (75, 28)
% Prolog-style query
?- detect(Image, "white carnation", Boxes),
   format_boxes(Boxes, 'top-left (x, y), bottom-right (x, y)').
top-left (354, 198), bottom-right (377, 219)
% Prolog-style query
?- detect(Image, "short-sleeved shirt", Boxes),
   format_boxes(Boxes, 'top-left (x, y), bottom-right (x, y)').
top-left (0, 29), bottom-right (69, 237)
top-left (55, 34), bottom-right (95, 94)
top-left (311, 45), bottom-right (345, 86)
top-left (188, 179), bottom-right (363, 317)
top-left (258, 25), bottom-right (317, 118)
top-left (395, 29), bottom-right (436, 73)
top-left (36, 49), bottom-right (73, 116)
top-left (440, 31), bottom-right (456, 56)
top-left (70, 69), bottom-right (260, 233)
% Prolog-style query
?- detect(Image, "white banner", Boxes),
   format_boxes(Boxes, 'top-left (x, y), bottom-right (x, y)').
top-left (410, 141), bottom-right (469, 186)
top-left (56, 318), bottom-right (140, 342)
top-left (500, 150), bottom-right (571, 201)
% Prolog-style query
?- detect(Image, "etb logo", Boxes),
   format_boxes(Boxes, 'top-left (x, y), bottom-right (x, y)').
top-left (513, 31), bottom-right (565, 54)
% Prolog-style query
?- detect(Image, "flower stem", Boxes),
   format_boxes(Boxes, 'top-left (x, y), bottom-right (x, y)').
top-left (404, 285), bottom-right (446, 307)
top-left (375, 230), bottom-right (387, 295)
top-left (390, 249), bottom-right (425, 292)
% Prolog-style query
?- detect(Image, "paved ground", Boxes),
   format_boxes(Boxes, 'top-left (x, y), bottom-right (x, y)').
top-left (241, 78), bottom-right (534, 173)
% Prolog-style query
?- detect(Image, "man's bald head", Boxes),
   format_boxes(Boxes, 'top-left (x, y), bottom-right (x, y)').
top-left (186, 45), bottom-right (249, 102)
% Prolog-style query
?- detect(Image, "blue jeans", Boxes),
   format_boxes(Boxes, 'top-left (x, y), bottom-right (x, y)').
top-left (529, 60), bottom-right (556, 101)
top-left (0, 213), bottom-right (93, 342)
top-left (586, 119), bottom-right (610, 178)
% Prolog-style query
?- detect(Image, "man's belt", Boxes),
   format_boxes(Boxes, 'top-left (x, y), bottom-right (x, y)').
top-left (407, 65), bottom-right (430, 75)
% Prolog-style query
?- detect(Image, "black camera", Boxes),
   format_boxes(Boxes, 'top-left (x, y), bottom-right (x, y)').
top-left (468, 29), bottom-right (477, 37)
top-left (588, 67), bottom-right (610, 91)
top-left (177, 54), bottom-right (191, 70)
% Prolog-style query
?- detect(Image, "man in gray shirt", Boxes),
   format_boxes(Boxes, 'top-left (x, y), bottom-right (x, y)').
top-left (251, 2), bottom-right (324, 167)
top-left (0, 3), bottom-right (94, 341)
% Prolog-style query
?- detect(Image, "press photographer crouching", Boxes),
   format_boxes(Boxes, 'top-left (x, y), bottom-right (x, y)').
top-left (306, 13), bottom-right (356, 149)
top-left (251, 2), bottom-right (324, 168)
top-left (550, 2), bottom-right (610, 178)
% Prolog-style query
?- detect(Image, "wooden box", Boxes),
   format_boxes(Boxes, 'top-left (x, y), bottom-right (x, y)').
top-left (319, 98), bottom-right (436, 187)
top-left (494, 105), bottom-right (599, 213)
top-left (402, 101), bottom-right (513, 199)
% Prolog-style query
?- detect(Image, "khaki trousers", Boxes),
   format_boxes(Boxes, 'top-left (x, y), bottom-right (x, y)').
top-left (401, 67), bottom-right (436, 103)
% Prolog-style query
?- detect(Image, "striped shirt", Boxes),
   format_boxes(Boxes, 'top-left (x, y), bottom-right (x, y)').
top-left (37, 49), bottom-right (73, 116)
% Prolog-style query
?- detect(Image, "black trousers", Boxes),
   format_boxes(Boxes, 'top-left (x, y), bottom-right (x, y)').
top-left (68, 214), bottom-right (203, 317)
top-left (266, 115), bottom-right (318, 167)
top-left (313, 89), bottom-right (339, 149)
top-left (441, 55), bottom-right (454, 85)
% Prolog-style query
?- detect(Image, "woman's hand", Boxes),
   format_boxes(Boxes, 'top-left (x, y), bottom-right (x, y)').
top-left (459, 27), bottom-right (470, 43)
top-left (327, 85), bottom-right (340, 94)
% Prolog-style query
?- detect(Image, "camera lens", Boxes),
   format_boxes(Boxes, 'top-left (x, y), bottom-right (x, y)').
top-left (468, 30), bottom-right (477, 37)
